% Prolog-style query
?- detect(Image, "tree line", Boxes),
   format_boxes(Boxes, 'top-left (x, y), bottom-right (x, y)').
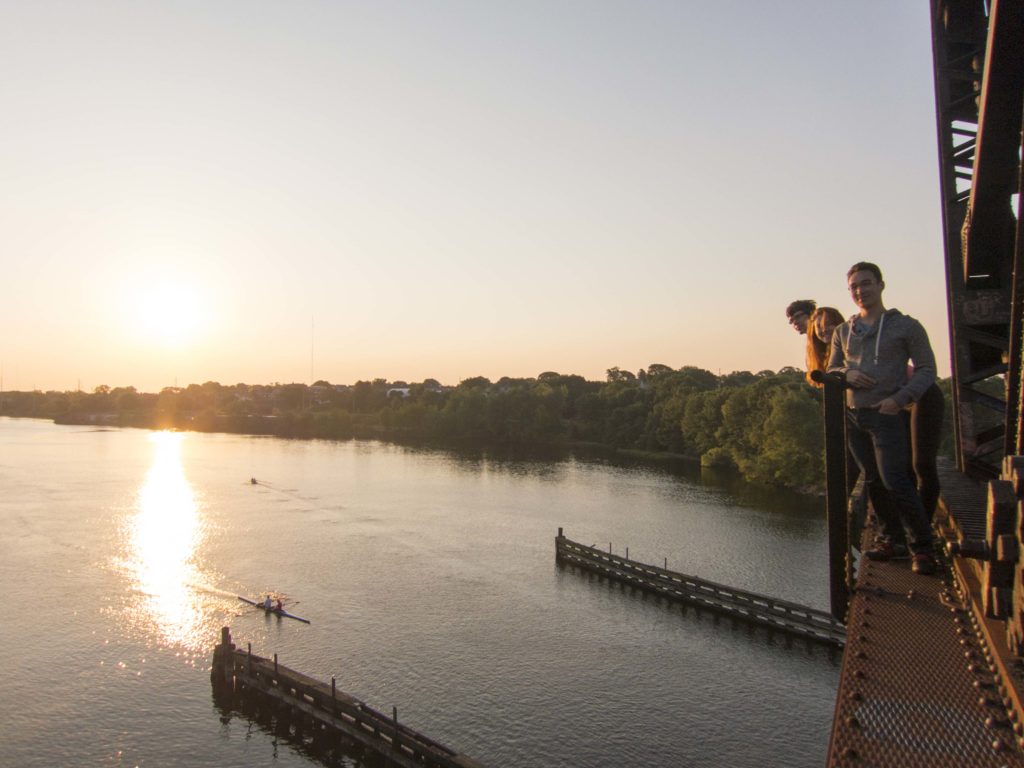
top-left (0, 366), bottom-right (953, 492)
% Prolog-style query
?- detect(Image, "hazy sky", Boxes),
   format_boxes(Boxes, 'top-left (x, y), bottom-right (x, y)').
top-left (2, 2), bottom-right (950, 392)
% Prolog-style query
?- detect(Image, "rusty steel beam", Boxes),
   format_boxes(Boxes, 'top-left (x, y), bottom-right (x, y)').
top-left (930, 0), bottom-right (1024, 479)
top-left (963, 0), bottom-right (1024, 283)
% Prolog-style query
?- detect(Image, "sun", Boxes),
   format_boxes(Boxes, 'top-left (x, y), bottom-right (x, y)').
top-left (133, 283), bottom-right (206, 346)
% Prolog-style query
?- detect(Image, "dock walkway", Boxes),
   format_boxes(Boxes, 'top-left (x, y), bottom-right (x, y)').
top-left (556, 528), bottom-right (845, 647)
top-left (211, 628), bottom-right (484, 768)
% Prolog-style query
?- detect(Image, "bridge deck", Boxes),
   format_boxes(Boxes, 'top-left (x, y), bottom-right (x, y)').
top-left (826, 464), bottom-right (1024, 767)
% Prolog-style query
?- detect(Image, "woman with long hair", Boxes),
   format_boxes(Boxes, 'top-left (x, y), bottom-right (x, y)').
top-left (805, 307), bottom-right (845, 386)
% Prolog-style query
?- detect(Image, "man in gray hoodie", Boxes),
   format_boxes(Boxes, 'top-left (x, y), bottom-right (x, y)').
top-left (827, 262), bottom-right (937, 575)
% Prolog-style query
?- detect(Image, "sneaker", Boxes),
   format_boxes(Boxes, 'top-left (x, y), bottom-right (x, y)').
top-left (912, 553), bottom-right (937, 575)
top-left (864, 540), bottom-right (909, 561)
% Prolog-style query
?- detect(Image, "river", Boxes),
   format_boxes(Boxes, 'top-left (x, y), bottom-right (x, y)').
top-left (0, 417), bottom-right (839, 767)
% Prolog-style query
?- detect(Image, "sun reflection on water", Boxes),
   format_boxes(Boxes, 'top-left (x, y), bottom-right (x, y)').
top-left (128, 430), bottom-right (208, 649)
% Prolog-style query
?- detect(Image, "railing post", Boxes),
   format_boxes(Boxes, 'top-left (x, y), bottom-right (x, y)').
top-left (821, 374), bottom-right (850, 622)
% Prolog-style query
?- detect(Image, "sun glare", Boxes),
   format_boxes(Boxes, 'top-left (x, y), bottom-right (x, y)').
top-left (133, 283), bottom-right (206, 346)
top-left (128, 430), bottom-right (207, 648)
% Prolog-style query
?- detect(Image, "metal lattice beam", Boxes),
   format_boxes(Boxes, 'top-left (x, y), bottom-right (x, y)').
top-left (930, 0), bottom-right (1023, 478)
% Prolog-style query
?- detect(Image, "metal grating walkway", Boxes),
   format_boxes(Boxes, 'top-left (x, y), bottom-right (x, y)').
top-left (826, 467), bottom-right (1024, 767)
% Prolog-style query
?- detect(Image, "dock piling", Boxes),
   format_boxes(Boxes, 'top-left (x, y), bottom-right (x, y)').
top-left (211, 631), bottom-right (486, 767)
top-left (556, 529), bottom-right (844, 647)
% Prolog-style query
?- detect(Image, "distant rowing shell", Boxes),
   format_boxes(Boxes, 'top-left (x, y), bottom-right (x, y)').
top-left (238, 595), bottom-right (311, 624)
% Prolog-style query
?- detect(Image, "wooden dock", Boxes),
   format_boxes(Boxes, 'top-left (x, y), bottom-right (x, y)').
top-left (211, 628), bottom-right (485, 768)
top-left (555, 528), bottom-right (846, 647)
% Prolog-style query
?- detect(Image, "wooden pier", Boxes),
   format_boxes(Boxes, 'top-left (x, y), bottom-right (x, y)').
top-left (211, 628), bottom-right (485, 768)
top-left (555, 528), bottom-right (846, 647)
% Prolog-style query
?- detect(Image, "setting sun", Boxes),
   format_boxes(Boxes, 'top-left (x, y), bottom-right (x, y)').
top-left (133, 283), bottom-right (206, 346)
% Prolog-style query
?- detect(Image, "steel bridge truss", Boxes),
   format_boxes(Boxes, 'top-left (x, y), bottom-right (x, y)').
top-left (931, 0), bottom-right (1024, 477)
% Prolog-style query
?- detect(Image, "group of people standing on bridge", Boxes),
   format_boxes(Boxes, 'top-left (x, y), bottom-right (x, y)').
top-left (785, 262), bottom-right (943, 576)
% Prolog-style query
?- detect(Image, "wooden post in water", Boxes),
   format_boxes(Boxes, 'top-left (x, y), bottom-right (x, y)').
top-left (211, 626), bottom-right (235, 690)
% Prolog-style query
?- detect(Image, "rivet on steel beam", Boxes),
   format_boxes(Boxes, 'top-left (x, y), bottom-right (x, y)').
top-left (858, 635), bottom-right (869, 643)
top-left (969, 663), bottom-right (981, 673)
top-left (993, 738), bottom-right (1006, 751)
top-left (841, 747), bottom-right (858, 760)
top-left (855, 650), bottom-right (867, 659)
top-left (906, 589), bottom-right (915, 599)
top-left (845, 716), bottom-right (860, 729)
top-left (849, 691), bottom-right (863, 702)
top-left (854, 670), bottom-right (865, 679)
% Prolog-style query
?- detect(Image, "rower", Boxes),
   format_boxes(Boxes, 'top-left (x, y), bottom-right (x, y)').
top-left (263, 595), bottom-right (273, 610)
top-left (275, 599), bottom-right (283, 612)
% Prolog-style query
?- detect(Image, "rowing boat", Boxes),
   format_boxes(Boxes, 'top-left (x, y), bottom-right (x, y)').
top-left (238, 595), bottom-right (311, 624)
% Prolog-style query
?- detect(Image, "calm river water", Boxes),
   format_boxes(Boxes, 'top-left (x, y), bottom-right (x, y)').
top-left (1, 417), bottom-right (839, 767)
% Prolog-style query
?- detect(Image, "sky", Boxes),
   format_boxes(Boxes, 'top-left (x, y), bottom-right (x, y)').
top-left (1, 2), bottom-right (951, 393)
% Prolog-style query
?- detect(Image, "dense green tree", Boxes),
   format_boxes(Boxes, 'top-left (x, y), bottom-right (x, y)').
top-left (4, 366), bottom-right (955, 493)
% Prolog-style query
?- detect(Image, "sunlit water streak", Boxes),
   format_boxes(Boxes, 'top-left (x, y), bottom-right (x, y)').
top-left (123, 431), bottom-right (210, 650)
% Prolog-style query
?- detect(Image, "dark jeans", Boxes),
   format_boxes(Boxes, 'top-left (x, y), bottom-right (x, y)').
top-left (846, 408), bottom-right (934, 554)
top-left (845, 443), bottom-right (898, 541)
top-left (909, 383), bottom-right (944, 520)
